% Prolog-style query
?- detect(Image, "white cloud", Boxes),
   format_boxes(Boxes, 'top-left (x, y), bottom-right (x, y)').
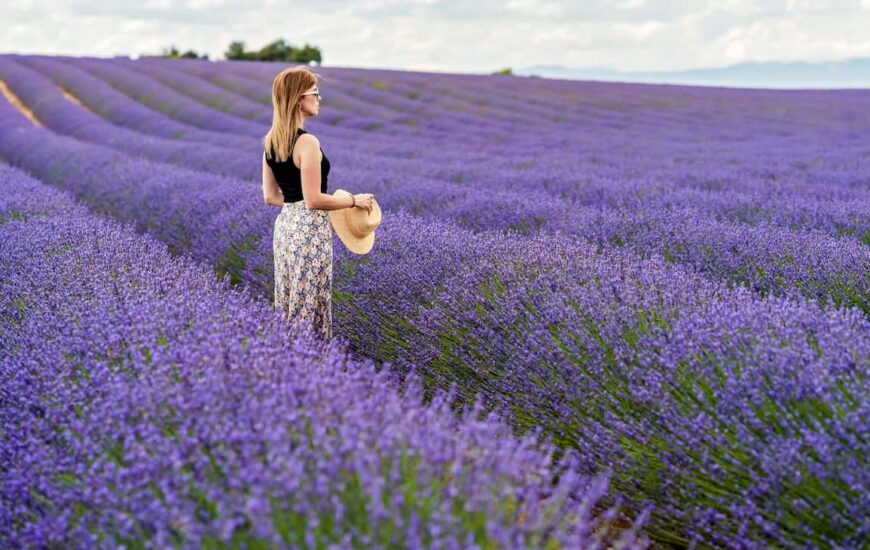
top-left (612, 20), bottom-right (666, 41)
top-left (185, 0), bottom-right (227, 9)
top-left (616, 0), bottom-right (647, 9)
top-left (1, 1), bottom-right (870, 73)
top-left (505, 0), bottom-right (563, 17)
top-left (696, 8), bottom-right (870, 67)
top-left (143, 0), bottom-right (174, 9)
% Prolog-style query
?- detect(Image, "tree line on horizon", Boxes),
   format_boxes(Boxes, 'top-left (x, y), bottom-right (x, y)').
top-left (155, 39), bottom-right (515, 75)
top-left (156, 39), bottom-right (322, 64)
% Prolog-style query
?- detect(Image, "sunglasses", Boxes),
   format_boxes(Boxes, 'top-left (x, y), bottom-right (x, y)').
top-left (301, 89), bottom-right (322, 100)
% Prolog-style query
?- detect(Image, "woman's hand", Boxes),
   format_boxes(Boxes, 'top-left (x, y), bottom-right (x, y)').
top-left (353, 193), bottom-right (375, 213)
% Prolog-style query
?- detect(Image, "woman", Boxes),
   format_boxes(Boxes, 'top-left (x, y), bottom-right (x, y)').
top-left (262, 66), bottom-right (375, 340)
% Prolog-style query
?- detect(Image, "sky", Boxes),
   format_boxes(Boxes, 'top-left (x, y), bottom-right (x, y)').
top-left (3, 0), bottom-right (870, 74)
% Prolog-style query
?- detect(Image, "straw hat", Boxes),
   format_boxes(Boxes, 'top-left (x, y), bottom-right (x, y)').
top-left (327, 189), bottom-right (381, 254)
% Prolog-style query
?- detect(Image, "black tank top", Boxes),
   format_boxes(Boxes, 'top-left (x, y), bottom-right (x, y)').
top-left (265, 128), bottom-right (329, 203)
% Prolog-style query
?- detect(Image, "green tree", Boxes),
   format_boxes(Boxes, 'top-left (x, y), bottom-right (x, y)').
top-left (292, 44), bottom-right (322, 64)
top-left (181, 50), bottom-right (208, 59)
top-left (158, 45), bottom-right (208, 60)
top-left (257, 39), bottom-right (292, 61)
top-left (224, 39), bottom-right (322, 64)
top-left (225, 41), bottom-right (252, 60)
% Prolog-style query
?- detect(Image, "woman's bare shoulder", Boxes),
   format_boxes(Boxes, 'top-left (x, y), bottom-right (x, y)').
top-left (296, 132), bottom-right (320, 147)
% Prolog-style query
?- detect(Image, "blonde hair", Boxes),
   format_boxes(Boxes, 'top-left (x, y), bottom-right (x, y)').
top-left (263, 65), bottom-right (321, 163)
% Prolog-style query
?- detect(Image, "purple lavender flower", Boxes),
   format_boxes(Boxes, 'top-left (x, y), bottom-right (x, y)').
top-left (2, 53), bottom-right (868, 547)
top-left (0, 162), bottom-right (640, 548)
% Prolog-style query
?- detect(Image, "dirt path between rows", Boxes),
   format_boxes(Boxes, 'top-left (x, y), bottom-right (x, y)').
top-left (0, 79), bottom-right (42, 127)
top-left (59, 86), bottom-right (98, 115)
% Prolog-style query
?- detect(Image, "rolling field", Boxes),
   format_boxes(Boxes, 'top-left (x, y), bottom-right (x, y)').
top-left (1, 54), bottom-right (868, 548)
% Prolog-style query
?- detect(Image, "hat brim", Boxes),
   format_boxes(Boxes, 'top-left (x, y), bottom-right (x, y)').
top-left (328, 190), bottom-right (380, 255)
top-left (340, 230), bottom-right (376, 254)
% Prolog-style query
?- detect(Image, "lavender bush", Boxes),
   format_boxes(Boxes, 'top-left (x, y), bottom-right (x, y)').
top-left (1, 86), bottom-right (867, 319)
top-left (332, 214), bottom-right (870, 547)
top-left (0, 162), bottom-right (644, 548)
top-left (2, 54), bottom-right (868, 547)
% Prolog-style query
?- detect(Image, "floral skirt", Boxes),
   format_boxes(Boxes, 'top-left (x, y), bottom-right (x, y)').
top-left (273, 201), bottom-right (333, 339)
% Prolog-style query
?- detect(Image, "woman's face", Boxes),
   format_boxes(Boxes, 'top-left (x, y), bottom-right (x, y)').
top-left (299, 83), bottom-right (321, 117)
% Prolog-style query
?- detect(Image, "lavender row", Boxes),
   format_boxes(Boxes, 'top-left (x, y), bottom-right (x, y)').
top-left (0, 162), bottom-right (642, 548)
top-left (222, 56), bottom-right (870, 156)
top-left (109, 57), bottom-right (389, 135)
top-left (72, 56), bottom-right (432, 139)
top-left (0, 97), bottom-right (274, 292)
top-left (124, 57), bottom-right (441, 134)
top-left (5, 75), bottom-right (870, 335)
top-left (554, 204), bottom-right (870, 315)
top-left (71, 56), bottom-right (266, 137)
top-left (179, 58), bottom-right (852, 190)
top-left (0, 57), bottom-right (259, 181)
top-left (11, 55), bottom-right (255, 150)
top-left (117, 58), bottom-right (271, 124)
top-left (112, 56), bottom-right (512, 141)
top-left (60, 56), bottom-right (870, 199)
top-left (8, 55), bottom-right (869, 253)
top-left (367, 174), bottom-right (870, 316)
top-left (15, 55), bottom-right (427, 157)
top-left (56, 57), bottom-right (870, 241)
top-left (10, 55), bottom-right (870, 247)
top-left (226, 58), bottom-right (870, 208)
top-left (417, 157), bottom-right (870, 242)
top-left (3, 97), bottom-right (867, 545)
top-left (331, 212), bottom-right (870, 547)
top-left (2, 85), bottom-right (868, 329)
top-left (161, 57), bottom-right (515, 137)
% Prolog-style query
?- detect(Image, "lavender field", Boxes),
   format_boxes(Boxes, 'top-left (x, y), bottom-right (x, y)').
top-left (1, 54), bottom-right (868, 548)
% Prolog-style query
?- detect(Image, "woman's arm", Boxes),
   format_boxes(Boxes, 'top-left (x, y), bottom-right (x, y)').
top-left (297, 136), bottom-right (354, 211)
top-left (262, 152), bottom-right (285, 207)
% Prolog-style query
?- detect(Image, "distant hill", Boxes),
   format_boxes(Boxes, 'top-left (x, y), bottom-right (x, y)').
top-left (515, 58), bottom-right (870, 89)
